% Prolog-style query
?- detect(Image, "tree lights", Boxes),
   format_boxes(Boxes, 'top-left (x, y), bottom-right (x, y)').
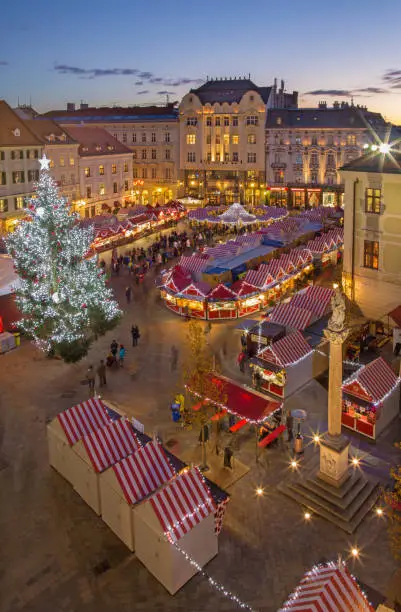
top-left (6, 156), bottom-right (121, 362)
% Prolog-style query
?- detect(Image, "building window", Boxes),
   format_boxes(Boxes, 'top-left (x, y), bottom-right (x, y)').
top-left (0, 172), bottom-right (6, 185)
top-left (28, 170), bottom-right (39, 182)
top-left (187, 152), bottom-right (196, 163)
top-left (207, 152), bottom-right (212, 162)
top-left (124, 162), bottom-right (129, 172)
top-left (99, 165), bottom-right (104, 176)
top-left (327, 175), bottom-right (334, 185)
top-left (165, 168), bottom-right (171, 179)
top-left (365, 188), bottom-right (381, 214)
top-left (113, 182), bottom-right (118, 193)
top-left (232, 135), bottom-right (239, 145)
top-left (274, 171), bottom-right (284, 183)
top-left (187, 117), bottom-right (197, 126)
top-left (364, 240), bottom-right (379, 269)
top-left (327, 153), bottom-right (335, 168)
top-left (99, 183), bottom-right (105, 196)
top-left (69, 157), bottom-right (75, 166)
top-left (311, 135), bottom-right (318, 145)
top-left (187, 134), bottom-right (196, 145)
top-left (224, 152), bottom-right (230, 162)
top-left (151, 168), bottom-right (157, 179)
top-left (224, 116), bottom-right (229, 126)
top-left (15, 196), bottom-right (24, 209)
top-left (122, 133), bottom-right (127, 143)
top-left (247, 152), bottom-right (256, 163)
top-left (49, 159), bottom-right (55, 168)
top-left (86, 186), bottom-right (92, 198)
top-left (327, 135), bottom-right (334, 145)
top-left (70, 173), bottom-right (75, 184)
top-left (232, 152), bottom-right (239, 162)
top-left (124, 180), bottom-right (129, 191)
top-left (347, 134), bottom-right (357, 146)
top-left (310, 153), bottom-right (319, 166)
top-left (84, 167), bottom-right (90, 177)
top-left (295, 153), bottom-right (303, 165)
top-left (141, 132), bottom-right (146, 143)
top-left (59, 157), bottom-right (65, 167)
top-left (142, 150), bottom-right (147, 160)
top-left (142, 168), bottom-right (147, 179)
top-left (311, 172), bottom-right (318, 184)
top-left (132, 133), bottom-right (137, 143)
top-left (206, 117), bottom-right (212, 127)
top-left (133, 168), bottom-right (138, 178)
top-left (151, 132), bottom-right (156, 143)
top-left (215, 135), bottom-right (221, 145)
top-left (0, 151), bottom-right (4, 161)
top-left (215, 117), bottom-right (221, 126)
top-left (232, 116), bottom-right (238, 127)
top-left (12, 171), bottom-right (25, 184)
top-left (165, 149), bottom-right (171, 160)
top-left (111, 164), bottom-right (117, 174)
top-left (113, 133), bottom-right (118, 139)
top-left (274, 153), bottom-right (281, 163)
top-left (206, 134), bottom-right (211, 145)
top-left (151, 149), bottom-right (156, 160)
top-left (133, 150), bottom-right (137, 159)
top-left (0, 198), bottom-right (8, 212)
top-left (165, 132), bottom-right (170, 143)
top-left (215, 152), bottom-right (221, 161)
top-left (246, 116), bottom-right (258, 126)
top-left (59, 174), bottom-right (65, 185)
top-left (295, 136), bottom-right (301, 145)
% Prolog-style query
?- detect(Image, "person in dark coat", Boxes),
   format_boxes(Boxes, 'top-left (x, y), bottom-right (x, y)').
top-left (286, 413), bottom-right (294, 443)
top-left (224, 446), bottom-right (233, 469)
top-left (97, 360), bottom-right (107, 387)
top-left (86, 365), bottom-right (95, 395)
top-left (110, 339), bottom-right (118, 362)
top-left (125, 286), bottom-right (132, 304)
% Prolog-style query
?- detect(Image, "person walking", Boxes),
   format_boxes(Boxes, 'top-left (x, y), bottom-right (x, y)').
top-left (237, 351), bottom-right (246, 373)
top-left (119, 344), bottom-right (126, 367)
top-left (286, 413), bottom-right (294, 444)
top-left (97, 359), bottom-right (107, 387)
top-left (86, 365), bottom-right (95, 395)
top-left (131, 325), bottom-right (138, 347)
top-left (125, 285), bottom-right (132, 304)
top-left (171, 344), bottom-right (179, 371)
top-left (110, 339), bottom-right (118, 364)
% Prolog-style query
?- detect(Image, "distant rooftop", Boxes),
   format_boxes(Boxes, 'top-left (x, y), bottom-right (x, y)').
top-left (190, 77), bottom-right (272, 104)
top-left (341, 151), bottom-right (401, 174)
top-left (0, 100), bottom-right (42, 147)
top-left (41, 103), bottom-right (179, 124)
top-left (61, 126), bottom-right (132, 156)
top-left (266, 106), bottom-right (387, 129)
top-left (24, 119), bottom-right (77, 145)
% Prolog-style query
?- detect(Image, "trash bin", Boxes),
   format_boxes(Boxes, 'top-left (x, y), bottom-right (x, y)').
top-left (13, 332), bottom-right (21, 347)
top-left (294, 435), bottom-right (303, 454)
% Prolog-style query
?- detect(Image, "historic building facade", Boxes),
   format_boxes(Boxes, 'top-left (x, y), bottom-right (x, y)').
top-left (179, 78), bottom-right (298, 206)
top-left (341, 148), bottom-right (401, 319)
top-left (265, 102), bottom-right (388, 207)
top-left (42, 104), bottom-right (179, 206)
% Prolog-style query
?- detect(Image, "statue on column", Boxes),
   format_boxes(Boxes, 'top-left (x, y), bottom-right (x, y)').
top-left (328, 285), bottom-right (346, 333)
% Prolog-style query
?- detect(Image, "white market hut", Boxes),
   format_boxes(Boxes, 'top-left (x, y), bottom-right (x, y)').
top-left (47, 397), bottom-right (111, 486)
top-left (100, 440), bottom-right (176, 551)
top-left (251, 331), bottom-right (314, 399)
top-left (134, 467), bottom-right (217, 595)
top-left (68, 417), bottom-right (141, 515)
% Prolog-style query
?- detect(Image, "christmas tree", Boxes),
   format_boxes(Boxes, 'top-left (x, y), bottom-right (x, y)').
top-left (6, 155), bottom-right (121, 362)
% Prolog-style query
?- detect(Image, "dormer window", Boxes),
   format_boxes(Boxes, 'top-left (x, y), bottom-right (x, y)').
top-left (276, 117), bottom-right (282, 125)
top-left (59, 133), bottom-right (66, 141)
top-left (48, 133), bottom-right (55, 142)
top-left (95, 145), bottom-right (102, 151)
top-left (82, 146), bottom-right (89, 152)
top-left (12, 128), bottom-right (21, 137)
top-left (107, 145), bottom-right (115, 151)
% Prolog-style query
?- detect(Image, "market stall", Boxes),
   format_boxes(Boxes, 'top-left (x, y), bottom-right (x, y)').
top-left (307, 234), bottom-right (338, 266)
top-left (290, 285), bottom-right (334, 319)
top-left (68, 418), bottom-right (141, 515)
top-left (230, 279), bottom-right (260, 317)
top-left (279, 560), bottom-right (374, 611)
top-left (176, 282), bottom-right (210, 319)
top-left (246, 320), bottom-right (286, 356)
top-left (207, 283), bottom-right (238, 320)
top-left (100, 440), bottom-right (176, 551)
top-left (47, 398), bottom-right (111, 485)
top-left (268, 302), bottom-right (315, 331)
top-left (250, 331), bottom-right (313, 399)
top-left (342, 357), bottom-right (400, 439)
top-left (134, 467), bottom-right (217, 595)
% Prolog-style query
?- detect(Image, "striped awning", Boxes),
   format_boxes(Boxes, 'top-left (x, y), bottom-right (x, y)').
top-left (258, 331), bottom-right (312, 367)
top-left (113, 440), bottom-right (175, 505)
top-left (279, 561), bottom-right (374, 611)
top-left (149, 467), bottom-right (216, 543)
top-left (178, 254), bottom-right (210, 273)
top-left (307, 234), bottom-right (336, 253)
top-left (278, 253), bottom-right (297, 274)
top-left (290, 286), bottom-right (334, 318)
top-left (188, 208), bottom-right (210, 220)
top-left (269, 303), bottom-right (314, 330)
top-left (343, 357), bottom-right (399, 404)
top-left (208, 283), bottom-right (238, 300)
top-left (230, 279), bottom-right (259, 297)
top-left (180, 281), bottom-right (211, 298)
top-left (245, 264), bottom-right (275, 289)
top-left (82, 418), bottom-right (141, 473)
top-left (58, 398), bottom-right (111, 446)
top-left (266, 259), bottom-right (287, 280)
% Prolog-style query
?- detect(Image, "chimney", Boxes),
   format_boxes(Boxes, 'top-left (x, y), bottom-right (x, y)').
top-left (80, 102), bottom-right (88, 110)
top-left (318, 101), bottom-right (327, 109)
top-left (333, 101), bottom-right (340, 109)
top-left (67, 102), bottom-right (75, 111)
top-left (280, 79), bottom-right (284, 92)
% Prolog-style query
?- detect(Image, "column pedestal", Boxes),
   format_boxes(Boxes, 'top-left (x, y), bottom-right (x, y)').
top-left (318, 433), bottom-right (350, 488)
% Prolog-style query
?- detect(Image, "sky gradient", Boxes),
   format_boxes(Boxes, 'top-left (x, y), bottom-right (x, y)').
top-left (1, 0), bottom-right (401, 123)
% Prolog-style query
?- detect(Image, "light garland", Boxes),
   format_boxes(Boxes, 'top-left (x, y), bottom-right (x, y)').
top-left (342, 366), bottom-right (401, 408)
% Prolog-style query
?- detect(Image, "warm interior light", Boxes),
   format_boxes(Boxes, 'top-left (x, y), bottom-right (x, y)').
top-left (351, 547), bottom-right (359, 558)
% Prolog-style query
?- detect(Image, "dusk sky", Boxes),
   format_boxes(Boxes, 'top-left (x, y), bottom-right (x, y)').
top-left (2, 0), bottom-right (401, 122)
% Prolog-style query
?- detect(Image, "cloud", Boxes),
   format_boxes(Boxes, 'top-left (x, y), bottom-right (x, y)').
top-left (305, 89), bottom-right (352, 96)
top-left (354, 87), bottom-right (388, 94)
top-left (135, 81), bottom-right (143, 85)
top-left (0, 61), bottom-right (8, 66)
top-left (136, 90), bottom-right (149, 95)
top-left (383, 69), bottom-right (401, 88)
top-left (157, 90), bottom-right (176, 95)
top-left (137, 71), bottom-right (153, 79)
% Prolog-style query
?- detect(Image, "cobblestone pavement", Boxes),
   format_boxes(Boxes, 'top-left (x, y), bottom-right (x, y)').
top-left (0, 241), bottom-right (400, 612)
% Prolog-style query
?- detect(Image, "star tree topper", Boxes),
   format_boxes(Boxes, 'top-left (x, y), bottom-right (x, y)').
top-left (39, 154), bottom-right (51, 171)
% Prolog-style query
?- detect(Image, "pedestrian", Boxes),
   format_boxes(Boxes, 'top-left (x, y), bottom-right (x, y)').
top-left (237, 351), bottom-right (246, 373)
top-left (131, 324), bottom-right (139, 347)
top-left (171, 344), bottom-right (179, 371)
top-left (97, 359), bottom-right (107, 387)
top-left (119, 344), bottom-right (126, 367)
top-left (110, 339), bottom-right (118, 363)
top-left (224, 446), bottom-right (233, 469)
top-left (125, 285), bottom-right (132, 304)
top-left (286, 413), bottom-right (294, 443)
top-left (86, 365), bottom-right (95, 395)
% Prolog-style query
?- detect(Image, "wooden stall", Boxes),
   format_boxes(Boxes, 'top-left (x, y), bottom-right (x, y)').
top-left (207, 284), bottom-right (238, 320)
top-left (246, 321), bottom-right (286, 357)
top-left (231, 279), bottom-right (260, 317)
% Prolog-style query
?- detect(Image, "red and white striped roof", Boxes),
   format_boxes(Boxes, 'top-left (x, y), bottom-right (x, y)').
top-left (245, 264), bottom-right (275, 289)
top-left (278, 253), bottom-right (298, 274)
top-left (180, 281), bottom-right (211, 298)
top-left (290, 286), bottom-right (334, 318)
top-left (82, 418), bottom-right (140, 473)
top-left (288, 249), bottom-right (307, 268)
top-left (178, 254), bottom-right (210, 274)
top-left (149, 467), bottom-right (216, 543)
top-left (279, 561), bottom-right (374, 611)
top-left (58, 398), bottom-right (110, 446)
top-left (164, 265), bottom-right (192, 293)
top-left (208, 283), bottom-right (238, 300)
top-left (234, 233), bottom-right (261, 246)
top-left (307, 234), bottom-right (336, 253)
top-left (230, 279), bottom-right (259, 297)
top-left (258, 331), bottom-right (312, 367)
top-left (113, 440), bottom-right (175, 505)
top-left (269, 303), bottom-right (314, 330)
top-left (343, 357), bottom-right (399, 404)
top-left (326, 227), bottom-right (344, 245)
top-left (266, 259), bottom-right (287, 280)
